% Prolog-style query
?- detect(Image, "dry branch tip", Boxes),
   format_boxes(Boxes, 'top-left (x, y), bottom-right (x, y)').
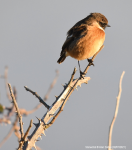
top-left (8, 83), bottom-right (24, 140)
top-left (108, 71), bottom-right (125, 150)
top-left (24, 86), bottom-right (50, 109)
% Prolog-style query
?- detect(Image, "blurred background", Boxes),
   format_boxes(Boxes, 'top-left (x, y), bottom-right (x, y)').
top-left (0, 0), bottom-right (131, 149)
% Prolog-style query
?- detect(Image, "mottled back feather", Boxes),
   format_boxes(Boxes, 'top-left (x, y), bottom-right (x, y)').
top-left (60, 23), bottom-right (88, 56)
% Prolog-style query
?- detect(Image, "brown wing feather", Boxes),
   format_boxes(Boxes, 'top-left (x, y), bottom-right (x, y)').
top-left (60, 36), bottom-right (74, 56)
top-left (67, 14), bottom-right (94, 36)
top-left (60, 24), bottom-right (88, 56)
top-left (67, 17), bottom-right (88, 36)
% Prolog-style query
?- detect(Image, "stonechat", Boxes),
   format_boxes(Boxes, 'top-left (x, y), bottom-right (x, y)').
top-left (57, 13), bottom-right (110, 77)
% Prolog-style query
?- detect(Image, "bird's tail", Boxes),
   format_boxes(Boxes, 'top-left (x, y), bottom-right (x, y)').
top-left (57, 53), bottom-right (66, 64)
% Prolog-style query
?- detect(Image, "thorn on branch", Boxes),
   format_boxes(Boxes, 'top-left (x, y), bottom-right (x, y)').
top-left (39, 135), bottom-right (42, 140)
top-left (33, 123), bottom-right (39, 127)
top-left (36, 117), bottom-right (41, 124)
top-left (42, 130), bottom-right (46, 136)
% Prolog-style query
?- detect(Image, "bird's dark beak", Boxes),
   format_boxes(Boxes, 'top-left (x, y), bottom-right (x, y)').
top-left (107, 24), bottom-right (111, 27)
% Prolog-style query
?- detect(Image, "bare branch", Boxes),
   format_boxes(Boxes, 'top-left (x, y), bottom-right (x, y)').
top-left (13, 86), bottom-right (17, 101)
top-left (18, 120), bottom-right (33, 150)
top-left (84, 45), bottom-right (104, 75)
top-left (0, 69), bottom-right (58, 149)
top-left (108, 71), bottom-right (125, 150)
top-left (68, 67), bottom-right (77, 85)
top-left (43, 70), bottom-right (59, 101)
top-left (23, 119), bottom-right (33, 141)
top-left (24, 86), bottom-right (50, 109)
top-left (0, 115), bottom-right (18, 148)
top-left (19, 49), bottom-right (102, 149)
top-left (0, 117), bottom-right (11, 125)
top-left (8, 83), bottom-right (24, 139)
top-left (0, 127), bottom-right (14, 148)
top-left (23, 68), bottom-right (90, 149)
top-left (23, 70), bottom-right (59, 115)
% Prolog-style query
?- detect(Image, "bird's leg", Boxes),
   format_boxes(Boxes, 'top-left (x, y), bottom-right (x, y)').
top-left (78, 61), bottom-right (86, 78)
top-left (87, 59), bottom-right (94, 66)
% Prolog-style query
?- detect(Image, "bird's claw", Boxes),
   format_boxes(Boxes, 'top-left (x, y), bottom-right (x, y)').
top-left (80, 71), bottom-right (86, 79)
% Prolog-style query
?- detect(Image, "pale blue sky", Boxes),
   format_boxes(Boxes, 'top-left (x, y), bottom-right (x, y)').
top-left (0, 1), bottom-right (131, 149)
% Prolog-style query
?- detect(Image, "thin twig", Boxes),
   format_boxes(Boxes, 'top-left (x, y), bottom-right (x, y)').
top-left (0, 115), bottom-right (18, 148)
top-left (24, 70), bottom-right (59, 112)
top-left (0, 126), bottom-right (14, 148)
top-left (18, 120), bottom-right (33, 150)
top-left (24, 86), bottom-right (50, 109)
top-left (8, 83), bottom-right (24, 139)
top-left (43, 70), bottom-right (59, 101)
top-left (108, 71), bottom-right (125, 150)
top-left (68, 67), bottom-right (77, 85)
top-left (23, 119), bottom-right (33, 141)
top-left (13, 86), bottom-right (17, 101)
top-left (84, 45), bottom-right (104, 75)
top-left (0, 117), bottom-right (11, 124)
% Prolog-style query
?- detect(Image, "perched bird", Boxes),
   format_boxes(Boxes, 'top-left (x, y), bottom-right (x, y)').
top-left (57, 12), bottom-right (110, 77)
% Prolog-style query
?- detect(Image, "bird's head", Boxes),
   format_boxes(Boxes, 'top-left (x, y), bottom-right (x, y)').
top-left (87, 13), bottom-right (110, 30)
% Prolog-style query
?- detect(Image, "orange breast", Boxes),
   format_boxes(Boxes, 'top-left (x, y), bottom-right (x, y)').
top-left (67, 25), bottom-right (105, 60)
